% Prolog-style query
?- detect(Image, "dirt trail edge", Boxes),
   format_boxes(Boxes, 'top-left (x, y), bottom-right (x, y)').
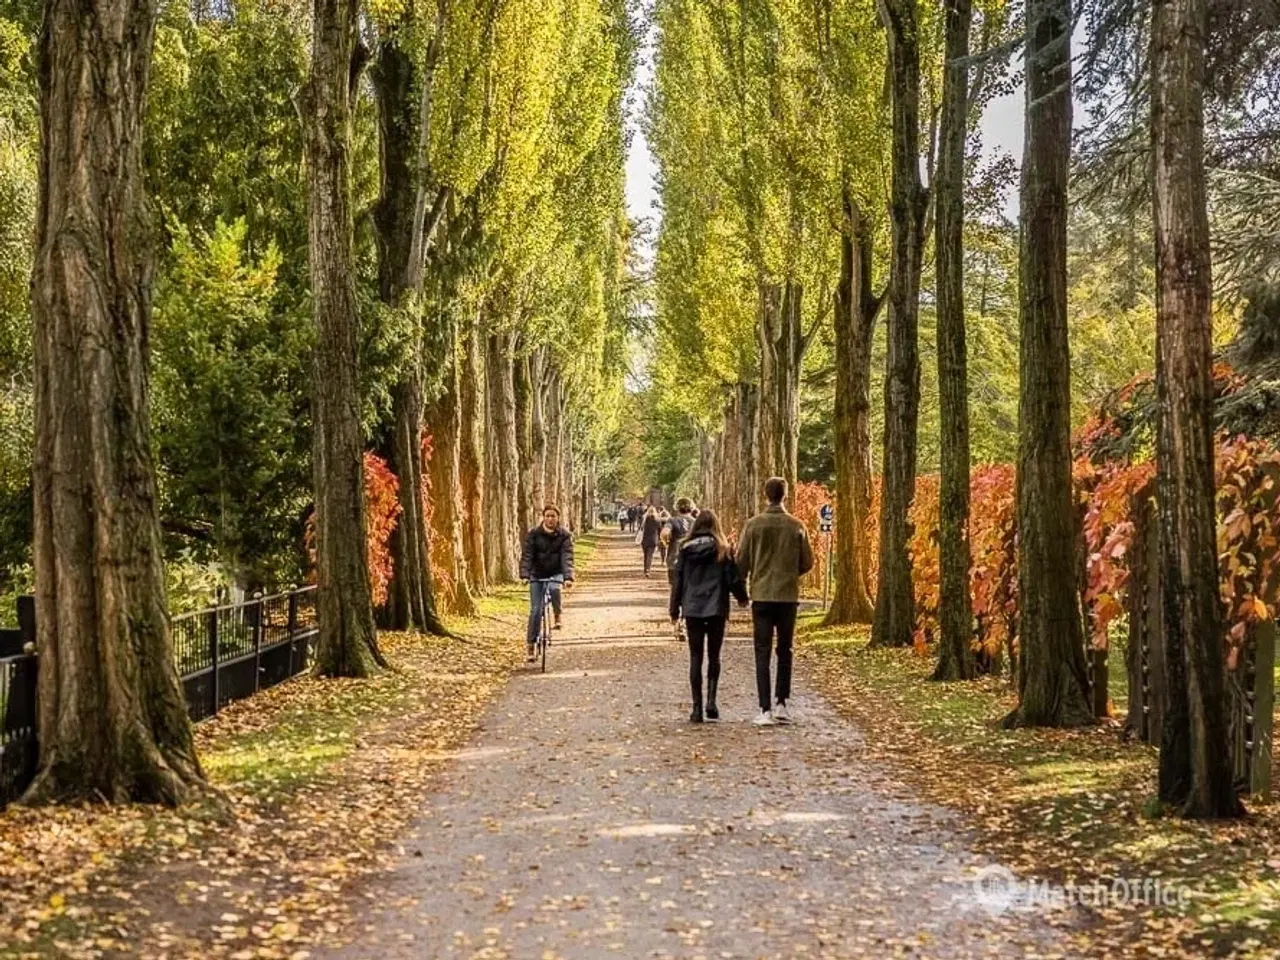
top-left (321, 530), bottom-right (1072, 959)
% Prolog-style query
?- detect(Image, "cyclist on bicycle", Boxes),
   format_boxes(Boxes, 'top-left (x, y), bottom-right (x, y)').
top-left (519, 505), bottom-right (575, 662)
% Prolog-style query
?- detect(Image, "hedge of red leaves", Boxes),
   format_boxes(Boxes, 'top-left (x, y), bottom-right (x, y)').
top-left (891, 363), bottom-right (1280, 668)
top-left (790, 481), bottom-right (835, 597)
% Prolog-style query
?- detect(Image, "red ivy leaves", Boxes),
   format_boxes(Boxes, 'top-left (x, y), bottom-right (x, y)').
top-left (303, 452), bottom-right (401, 608)
top-left (362, 452), bottom-right (401, 608)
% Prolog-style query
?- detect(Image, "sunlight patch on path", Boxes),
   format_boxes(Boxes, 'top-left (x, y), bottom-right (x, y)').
top-left (526, 669), bottom-right (623, 680)
top-left (598, 822), bottom-right (698, 838)
top-left (421, 746), bottom-right (513, 763)
top-left (748, 810), bottom-right (848, 826)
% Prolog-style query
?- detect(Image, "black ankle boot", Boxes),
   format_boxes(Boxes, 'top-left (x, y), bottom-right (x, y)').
top-left (689, 684), bottom-right (703, 723)
top-left (705, 679), bottom-right (719, 721)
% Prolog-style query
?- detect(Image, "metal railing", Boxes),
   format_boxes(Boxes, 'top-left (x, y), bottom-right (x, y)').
top-left (0, 585), bottom-right (319, 806)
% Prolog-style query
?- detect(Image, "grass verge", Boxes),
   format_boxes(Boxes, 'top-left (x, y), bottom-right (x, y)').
top-left (799, 623), bottom-right (1280, 959)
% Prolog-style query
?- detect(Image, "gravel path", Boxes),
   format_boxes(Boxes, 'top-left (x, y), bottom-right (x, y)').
top-left (321, 530), bottom-right (1069, 959)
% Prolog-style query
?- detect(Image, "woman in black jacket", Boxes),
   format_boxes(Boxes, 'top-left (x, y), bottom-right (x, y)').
top-left (640, 506), bottom-right (662, 577)
top-left (669, 509), bottom-right (748, 722)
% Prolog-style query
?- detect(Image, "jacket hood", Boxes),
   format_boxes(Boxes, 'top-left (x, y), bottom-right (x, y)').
top-left (681, 535), bottom-right (719, 559)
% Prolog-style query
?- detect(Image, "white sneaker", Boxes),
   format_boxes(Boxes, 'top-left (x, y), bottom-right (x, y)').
top-left (773, 701), bottom-right (792, 724)
top-left (754, 710), bottom-right (777, 727)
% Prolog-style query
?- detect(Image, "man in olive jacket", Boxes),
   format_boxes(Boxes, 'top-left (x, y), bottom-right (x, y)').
top-left (737, 477), bottom-right (814, 725)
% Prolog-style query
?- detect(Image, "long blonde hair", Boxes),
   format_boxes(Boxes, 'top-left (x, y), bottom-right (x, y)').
top-left (686, 508), bottom-right (730, 561)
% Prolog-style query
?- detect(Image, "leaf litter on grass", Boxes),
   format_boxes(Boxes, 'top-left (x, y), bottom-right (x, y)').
top-left (0, 625), bottom-right (524, 960)
top-left (799, 625), bottom-right (1280, 959)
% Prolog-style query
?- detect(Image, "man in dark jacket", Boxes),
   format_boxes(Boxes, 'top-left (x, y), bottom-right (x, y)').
top-left (737, 477), bottom-right (814, 725)
top-left (519, 505), bottom-right (575, 661)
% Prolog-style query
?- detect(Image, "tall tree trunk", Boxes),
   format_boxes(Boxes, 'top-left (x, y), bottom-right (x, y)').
top-left (546, 373), bottom-right (563, 508)
top-left (760, 280), bottom-right (803, 495)
top-left (558, 388), bottom-right (574, 528)
top-left (1005, 0), bottom-right (1091, 727)
top-left (514, 349), bottom-right (534, 534)
top-left (484, 332), bottom-right (519, 583)
top-left (459, 316), bottom-right (487, 593)
top-left (871, 0), bottom-right (927, 649)
top-left (25, 0), bottom-right (204, 804)
top-left (424, 323), bottom-right (476, 616)
top-left (825, 190), bottom-right (879, 626)
top-left (735, 382), bottom-right (760, 529)
top-left (756, 283), bottom-right (781, 485)
top-left (531, 350), bottom-right (548, 515)
top-left (720, 397), bottom-right (741, 534)
top-left (931, 0), bottom-right (977, 681)
top-left (1151, 0), bottom-right (1240, 817)
top-left (372, 34), bottom-right (447, 636)
top-left (301, 0), bottom-right (383, 676)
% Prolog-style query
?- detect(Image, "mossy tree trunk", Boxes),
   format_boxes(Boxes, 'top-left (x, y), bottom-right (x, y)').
top-left (1150, 0), bottom-right (1241, 817)
top-left (871, 0), bottom-right (927, 649)
top-left (1005, 0), bottom-right (1091, 727)
top-left (932, 0), bottom-right (977, 682)
top-left (371, 29), bottom-right (448, 635)
top-left (26, 0), bottom-right (205, 804)
top-left (825, 188), bottom-right (879, 627)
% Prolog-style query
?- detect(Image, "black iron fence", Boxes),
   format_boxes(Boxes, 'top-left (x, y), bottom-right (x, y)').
top-left (0, 585), bottom-right (318, 806)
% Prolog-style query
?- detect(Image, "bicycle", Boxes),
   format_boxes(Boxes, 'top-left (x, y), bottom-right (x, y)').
top-left (528, 577), bottom-right (562, 673)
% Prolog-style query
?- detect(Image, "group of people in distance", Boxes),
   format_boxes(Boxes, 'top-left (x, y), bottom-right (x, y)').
top-left (616, 503), bottom-right (646, 533)
top-left (518, 477), bottom-right (814, 728)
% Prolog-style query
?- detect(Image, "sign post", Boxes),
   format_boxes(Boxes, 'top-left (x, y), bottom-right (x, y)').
top-left (818, 504), bottom-right (834, 610)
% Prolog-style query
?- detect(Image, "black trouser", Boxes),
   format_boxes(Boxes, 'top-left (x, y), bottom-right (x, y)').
top-left (752, 601), bottom-right (797, 711)
top-left (642, 543), bottom-right (656, 573)
top-left (687, 615), bottom-right (726, 705)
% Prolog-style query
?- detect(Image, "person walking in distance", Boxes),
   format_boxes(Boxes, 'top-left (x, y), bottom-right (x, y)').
top-left (737, 477), bottom-right (814, 725)
top-left (663, 498), bottom-right (697, 639)
top-left (519, 505), bottom-right (575, 662)
top-left (639, 506), bottom-right (662, 577)
top-left (669, 509), bottom-right (747, 723)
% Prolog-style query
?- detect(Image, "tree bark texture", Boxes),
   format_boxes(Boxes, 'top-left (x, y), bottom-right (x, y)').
top-left (1151, 0), bottom-right (1240, 817)
top-left (26, 0), bottom-right (204, 804)
top-left (546, 373), bottom-right (564, 509)
top-left (1007, 0), bottom-right (1092, 727)
top-left (531, 350), bottom-right (548, 516)
top-left (931, 0), bottom-right (977, 681)
top-left (872, 0), bottom-right (927, 649)
top-left (825, 191), bottom-right (879, 627)
top-left (459, 316), bottom-right (487, 593)
top-left (372, 35), bottom-right (447, 635)
top-left (302, 0), bottom-right (384, 677)
top-left (514, 350), bottom-right (534, 534)
top-left (758, 281), bottom-right (804, 495)
top-left (424, 322), bottom-right (476, 616)
top-left (484, 332), bottom-right (519, 583)
top-left (725, 382), bottom-right (761, 536)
